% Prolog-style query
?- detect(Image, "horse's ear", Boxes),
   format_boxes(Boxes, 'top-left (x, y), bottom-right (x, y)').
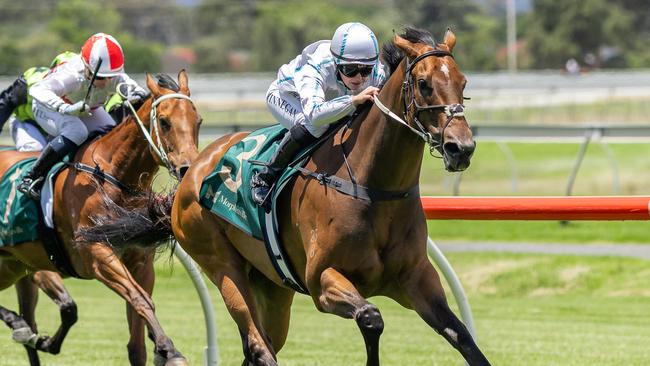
top-left (442, 28), bottom-right (456, 52)
top-left (178, 69), bottom-right (190, 96)
top-left (146, 73), bottom-right (161, 96)
top-left (393, 34), bottom-right (419, 60)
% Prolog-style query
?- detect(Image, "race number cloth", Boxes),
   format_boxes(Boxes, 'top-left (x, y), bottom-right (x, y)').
top-left (0, 156), bottom-right (39, 246)
top-left (0, 152), bottom-right (66, 246)
top-left (199, 125), bottom-right (307, 240)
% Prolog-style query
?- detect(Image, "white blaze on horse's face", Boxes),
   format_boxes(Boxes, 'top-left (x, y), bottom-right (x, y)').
top-left (440, 63), bottom-right (450, 80)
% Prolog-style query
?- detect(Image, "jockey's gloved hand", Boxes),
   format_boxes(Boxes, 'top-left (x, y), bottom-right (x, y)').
top-left (127, 89), bottom-right (150, 104)
top-left (59, 101), bottom-right (91, 117)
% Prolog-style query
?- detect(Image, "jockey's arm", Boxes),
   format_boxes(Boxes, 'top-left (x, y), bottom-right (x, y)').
top-left (296, 65), bottom-right (355, 127)
top-left (29, 74), bottom-right (79, 113)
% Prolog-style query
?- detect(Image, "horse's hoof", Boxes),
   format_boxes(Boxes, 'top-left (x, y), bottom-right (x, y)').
top-left (165, 356), bottom-right (189, 366)
top-left (12, 327), bottom-right (38, 348)
top-left (154, 353), bottom-right (189, 366)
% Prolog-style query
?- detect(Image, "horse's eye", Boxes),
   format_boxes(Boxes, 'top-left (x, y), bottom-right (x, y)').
top-left (197, 116), bottom-right (203, 126)
top-left (159, 116), bottom-right (171, 131)
top-left (418, 79), bottom-right (432, 97)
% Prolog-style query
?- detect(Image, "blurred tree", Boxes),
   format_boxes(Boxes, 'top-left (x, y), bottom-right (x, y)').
top-left (112, 0), bottom-right (192, 44)
top-left (457, 13), bottom-right (501, 71)
top-left (192, 0), bottom-right (256, 72)
top-left (49, 0), bottom-right (121, 49)
top-left (392, 0), bottom-right (504, 72)
top-left (393, 0), bottom-right (480, 32)
top-left (251, 0), bottom-right (397, 72)
top-left (522, 0), bottom-right (633, 69)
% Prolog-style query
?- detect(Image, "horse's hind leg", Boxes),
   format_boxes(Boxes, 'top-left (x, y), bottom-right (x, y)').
top-left (0, 259), bottom-right (43, 350)
top-left (15, 276), bottom-right (41, 366)
top-left (395, 260), bottom-right (490, 366)
top-left (314, 267), bottom-right (384, 366)
top-left (26, 271), bottom-right (77, 355)
top-left (122, 248), bottom-right (156, 366)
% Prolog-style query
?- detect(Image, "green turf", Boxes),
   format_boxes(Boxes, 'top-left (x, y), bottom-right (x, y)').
top-left (1, 253), bottom-right (650, 365)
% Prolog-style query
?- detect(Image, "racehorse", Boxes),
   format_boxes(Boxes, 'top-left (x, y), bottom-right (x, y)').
top-left (87, 28), bottom-right (490, 365)
top-left (0, 70), bottom-right (200, 366)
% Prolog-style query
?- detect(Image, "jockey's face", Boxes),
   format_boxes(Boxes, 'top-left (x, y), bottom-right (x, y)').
top-left (339, 71), bottom-right (367, 92)
top-left (84, 67), bottom-right (113, 89)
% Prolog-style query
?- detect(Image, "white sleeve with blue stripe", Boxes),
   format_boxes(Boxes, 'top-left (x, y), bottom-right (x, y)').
top-left (294, 63), bottom-right (355, 127)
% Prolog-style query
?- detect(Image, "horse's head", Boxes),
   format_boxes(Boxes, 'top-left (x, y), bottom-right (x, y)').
top-left (144, 70), bottom-right (201, 179)
top-left (393, 28), bottom-right (474, 172)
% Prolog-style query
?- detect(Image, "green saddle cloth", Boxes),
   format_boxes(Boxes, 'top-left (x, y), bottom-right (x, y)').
top-left (0, 157), bottom-right (40, 246)
top-left (199, 125), bottom-right (311, 240)
top-left (0, 148), bottom-right (69, 247)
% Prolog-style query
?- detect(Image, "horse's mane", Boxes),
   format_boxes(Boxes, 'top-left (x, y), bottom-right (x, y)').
top-left (382, 27), bottom-right (436, 75)
top-left (155, 73), bottom-right (180, 92)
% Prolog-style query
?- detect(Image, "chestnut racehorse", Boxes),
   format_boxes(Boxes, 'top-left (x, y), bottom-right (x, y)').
top-left (173, 28), bottom-right (489, 365)
top-left (0, 70), bottom-right (200, 366)
top-left (89, 28), bottom-right (491, 365)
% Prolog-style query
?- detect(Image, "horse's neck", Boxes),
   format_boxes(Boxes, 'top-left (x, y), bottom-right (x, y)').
top-left (341, 63), bottom-right (424, 190)
top-left (88, 105), bottom-right (158, 188)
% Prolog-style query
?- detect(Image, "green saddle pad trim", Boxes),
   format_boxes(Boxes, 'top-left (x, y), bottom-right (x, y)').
top-left (0, 157), bottom-right (39, 246)
top-left (198, 125), bottom-right (316, 240)
top-left (0, 151), bottom-right (69, 247)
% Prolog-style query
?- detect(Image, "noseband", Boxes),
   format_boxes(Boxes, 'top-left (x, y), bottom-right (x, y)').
top-left (374, 49), bottom-right (466, 156)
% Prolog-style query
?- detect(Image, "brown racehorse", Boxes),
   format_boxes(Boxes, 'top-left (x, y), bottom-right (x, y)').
top-left (0, 70), bottom-right (200, 366)
top-left (88, 28), bottom-right (490, 365)
top-left (172, 28), bottom-right (489, 365)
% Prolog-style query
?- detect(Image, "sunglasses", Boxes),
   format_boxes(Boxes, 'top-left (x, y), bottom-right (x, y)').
top-left (338, 64), bottom-right (374, 78)
top-left (94, 75), bottom-right (112, 81)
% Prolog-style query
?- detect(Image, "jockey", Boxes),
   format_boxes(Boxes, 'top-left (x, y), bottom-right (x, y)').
top-left (0, 51), bottom-right (77, 152)
top-left (17, 33), bottom-right (148, 199)
top-left (250, 22), bottom-right (387, 207)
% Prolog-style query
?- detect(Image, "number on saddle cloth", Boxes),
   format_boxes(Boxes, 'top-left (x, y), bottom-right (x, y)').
top-left (198, 125), bottom-right (292, 240)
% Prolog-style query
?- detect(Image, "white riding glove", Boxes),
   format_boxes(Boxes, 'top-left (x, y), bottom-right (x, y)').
top-left (58, 101), bottom-right (91, 116)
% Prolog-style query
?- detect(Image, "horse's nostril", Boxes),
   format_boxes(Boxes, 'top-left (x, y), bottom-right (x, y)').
top-left (444, 141), bottom-right (475, 157)
top-left (443, 142), bottom-right (461, 156)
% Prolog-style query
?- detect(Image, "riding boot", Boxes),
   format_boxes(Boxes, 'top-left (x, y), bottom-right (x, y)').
top-left (17, 135), bottom-right (78, 200)
top-left (251, 124), bottom-right (317, 208)
top-left (0, 76), bottom-right (28, 132)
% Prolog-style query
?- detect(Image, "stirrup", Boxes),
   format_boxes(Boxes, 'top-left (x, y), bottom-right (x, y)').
top-left (17, 177), bottom-right (44, 200)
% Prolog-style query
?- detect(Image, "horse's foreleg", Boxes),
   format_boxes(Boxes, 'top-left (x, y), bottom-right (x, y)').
top-left (85, 244), bottom-right (187, 366)
top-left (28, 271), bottom-right (77, 355)
top-left (15, 276), bottom-right (41, 366)
top-left (315, 267), bottom-right (384, 366)
top-left (123, 249), bottom-right (156, 366)
top-left (398, 261), bottom-right (490, 366)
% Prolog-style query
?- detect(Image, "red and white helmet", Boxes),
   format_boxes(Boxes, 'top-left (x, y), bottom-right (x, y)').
top-left (81, 33), bottom-right (124, 77)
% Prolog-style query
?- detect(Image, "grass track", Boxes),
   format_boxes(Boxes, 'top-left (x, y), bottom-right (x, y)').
top-left (1, 253), bottom-right (650, 365)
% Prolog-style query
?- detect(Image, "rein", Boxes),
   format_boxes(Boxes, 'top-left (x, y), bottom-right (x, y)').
top-left (375, 49), bottom-right (466, 156)
top-left (294, 115), bottom-right (420, 202)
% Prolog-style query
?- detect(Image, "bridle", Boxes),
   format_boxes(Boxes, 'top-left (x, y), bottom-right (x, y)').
top-left (119, 84), bottom-right (195, 177)
top-left (374, 49), bottom-right (466, 156)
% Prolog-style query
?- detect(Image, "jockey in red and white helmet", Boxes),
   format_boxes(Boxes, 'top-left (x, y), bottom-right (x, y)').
top-left (18, 33), bottom-right (148, 199)
top-left (250, 22), bottom-right (387, 207)
top-left (81, 33), bottom-right (126, 77)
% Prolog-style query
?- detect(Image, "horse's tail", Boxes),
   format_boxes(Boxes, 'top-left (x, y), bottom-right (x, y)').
top-left (76, 187), bottom-right (175, 251)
